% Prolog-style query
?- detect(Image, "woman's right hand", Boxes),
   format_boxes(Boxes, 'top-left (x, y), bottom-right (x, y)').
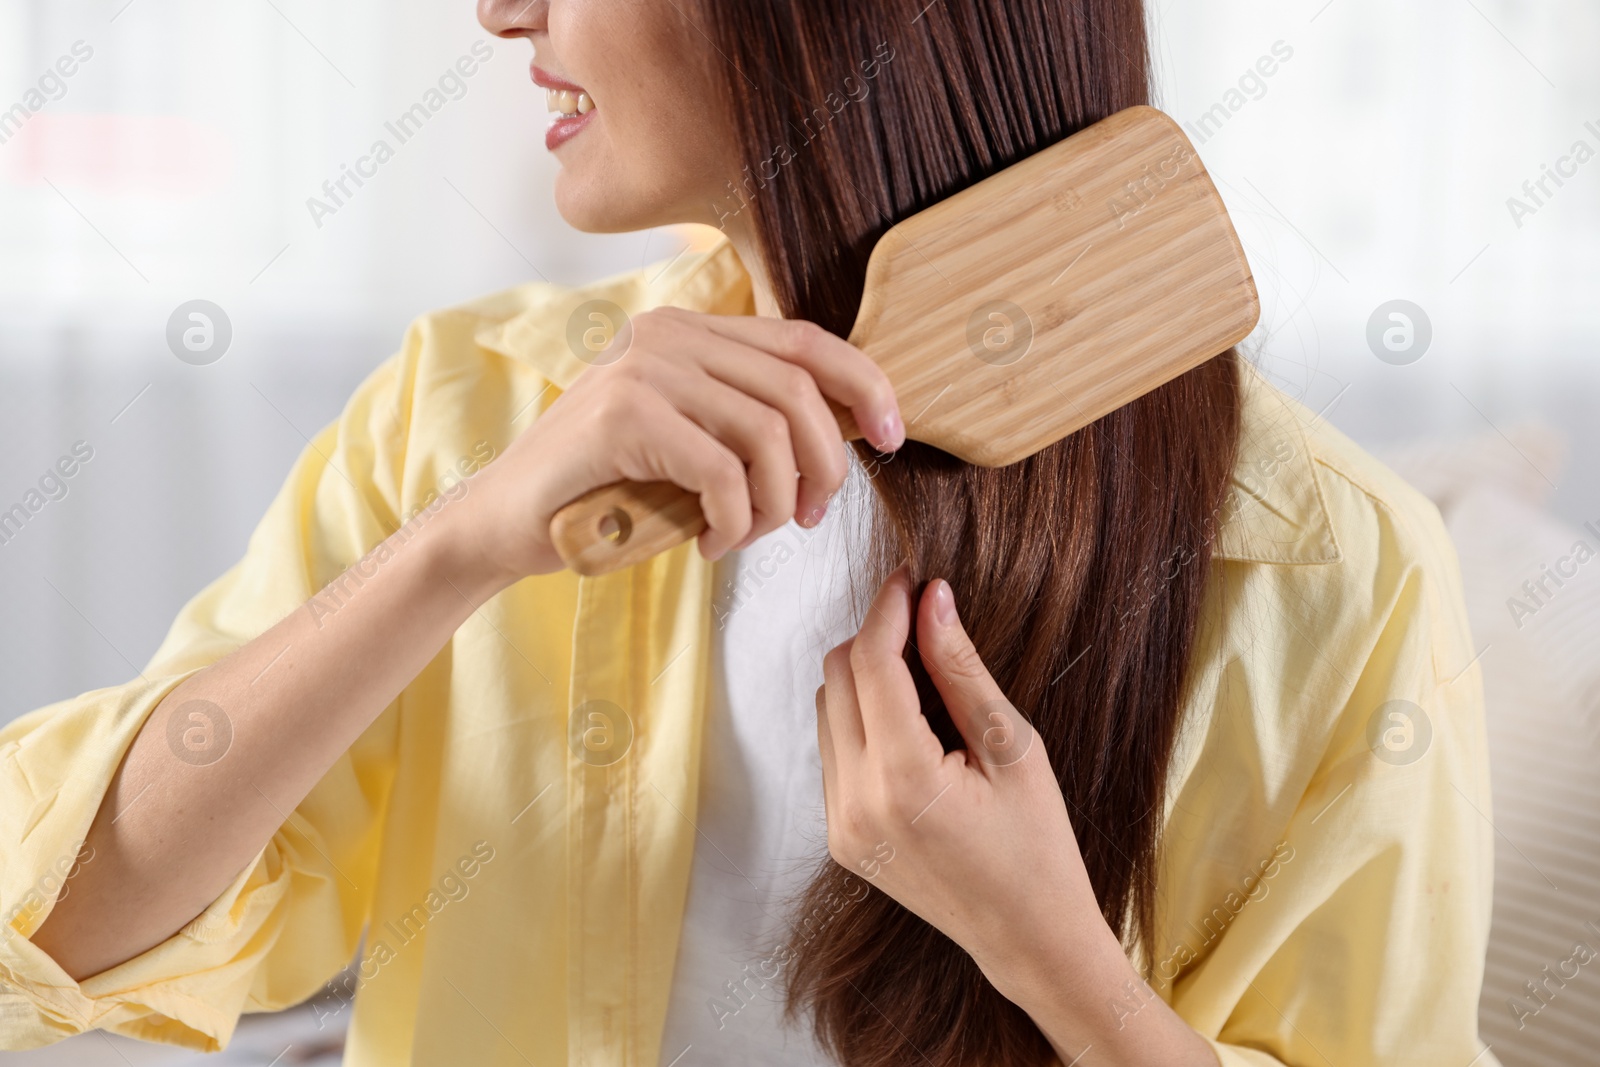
top-left (449, 307), bottom-right (905, 583)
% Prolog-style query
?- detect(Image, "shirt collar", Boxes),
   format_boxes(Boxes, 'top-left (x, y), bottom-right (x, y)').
top-left (475, 233), bottom-right (1338, 566)
top-left (474, 235), bottom-right (754, 393)
top-left (1212, 363), bottom-right (1342, 565)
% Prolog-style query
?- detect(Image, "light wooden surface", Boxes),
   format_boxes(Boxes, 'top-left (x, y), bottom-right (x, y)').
top-left (551, 105), bottom-right (1259, 576)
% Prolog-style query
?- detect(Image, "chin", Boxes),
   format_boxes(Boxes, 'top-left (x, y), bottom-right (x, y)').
top-left (552, 170), bottom-right (672, 235)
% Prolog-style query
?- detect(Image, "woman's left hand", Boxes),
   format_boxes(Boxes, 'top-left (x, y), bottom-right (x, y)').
top-left (814, 564), bottom-right (1110, 1001)
top-left (815, 564), bottom-right (1229, 1066)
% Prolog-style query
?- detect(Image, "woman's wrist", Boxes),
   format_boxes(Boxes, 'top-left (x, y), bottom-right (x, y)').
top-left (989, 920), bottom-right (1217, 1067)
top-left (980, 911), bottom-right (1124, 1027)
top-left (417, 477), bottom-right (527, 603)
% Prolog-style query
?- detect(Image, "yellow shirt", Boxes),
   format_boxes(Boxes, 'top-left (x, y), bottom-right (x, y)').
top-left (0, 236), bottom-right (1497, 1067)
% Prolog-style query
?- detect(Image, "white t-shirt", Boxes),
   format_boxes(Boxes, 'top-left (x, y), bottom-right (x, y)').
top-left (656, 459), bottom-right (878, 1067)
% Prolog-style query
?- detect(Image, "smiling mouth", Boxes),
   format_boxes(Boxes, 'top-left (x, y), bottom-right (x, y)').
top-left (531, 64), bottom-right (596, 150)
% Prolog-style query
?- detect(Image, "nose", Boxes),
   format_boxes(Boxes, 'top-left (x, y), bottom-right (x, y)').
top-left (477, 0), bottom-right (547, 38)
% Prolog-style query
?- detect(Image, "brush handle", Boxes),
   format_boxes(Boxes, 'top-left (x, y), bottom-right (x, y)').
top-left (550, 401), bottom-right (863, 576)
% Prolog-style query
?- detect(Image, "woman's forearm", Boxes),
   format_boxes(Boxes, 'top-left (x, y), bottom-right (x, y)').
top-left (30, 492), bottom-right (508, 982)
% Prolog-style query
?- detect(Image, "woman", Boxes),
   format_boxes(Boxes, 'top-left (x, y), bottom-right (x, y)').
top-left (0, 0), bottom-right (1496, 1064)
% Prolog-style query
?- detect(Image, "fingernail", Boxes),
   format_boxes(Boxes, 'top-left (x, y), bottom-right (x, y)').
top-left (932, 579), bottom-right (956, 625)
top-left (878, 410), bottom-right (904, 451)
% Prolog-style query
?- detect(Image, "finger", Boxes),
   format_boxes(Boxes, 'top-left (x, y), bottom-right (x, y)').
top-left (694, 341), bottom-right (850, 527)
top-left (646, 363), bottom-right (799, 549)
top-left (821, 639), bottom-right (866, 766)
top-left (917, 578), bottom-right (1025, 770)
top-left (848, 564), bottom-right (937, 774)
top-left (605, 384), bottom-right (753, 560)
top-left (697, 315), bottom-right (904, 454)
top-left (815, 684), bottom-right (837, 813)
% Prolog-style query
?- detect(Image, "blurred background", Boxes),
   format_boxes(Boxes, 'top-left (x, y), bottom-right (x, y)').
top-left (1, 0), bottom-right (1596, 1063)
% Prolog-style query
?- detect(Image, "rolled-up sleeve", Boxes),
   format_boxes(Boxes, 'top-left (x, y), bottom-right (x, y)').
top-left (0, 341), bottom-right (419, 1051)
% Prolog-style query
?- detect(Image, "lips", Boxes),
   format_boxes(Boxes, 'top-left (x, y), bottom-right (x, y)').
top-left (531, 64), bottom-right (595, 151)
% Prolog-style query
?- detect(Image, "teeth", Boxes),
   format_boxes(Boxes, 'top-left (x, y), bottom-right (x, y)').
top-left (546, 88), bottom-right (593, 118)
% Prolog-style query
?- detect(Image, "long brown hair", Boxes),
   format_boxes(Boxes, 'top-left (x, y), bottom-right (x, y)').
top-left (699, 1), bottom-right (1243, 1063)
